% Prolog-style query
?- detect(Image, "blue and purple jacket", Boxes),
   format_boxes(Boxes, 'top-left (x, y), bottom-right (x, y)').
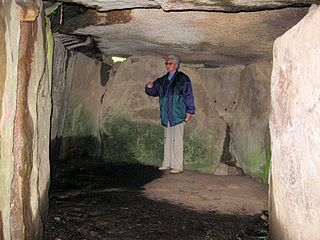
top-left (145, 70), bottom-right (195, 127)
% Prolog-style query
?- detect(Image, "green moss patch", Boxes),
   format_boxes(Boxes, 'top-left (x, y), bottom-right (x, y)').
top-left (102, 115), bottom-right (163, 165)
top-left (184, 134), bottom-right (219, 172)
top-left (102, 115), bottom-right (220, 172)
top-left (264, 131), bottom-right (271, 184)
top-left (234, 137), bottom-right (267, 180)
top-left (64, 102), bottom-right (93, 137)
top-left (62, 99), bottom-right (100, 158)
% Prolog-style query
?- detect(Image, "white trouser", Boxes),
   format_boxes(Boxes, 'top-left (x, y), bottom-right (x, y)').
top-left (163, 122), bottom-right (185, 170)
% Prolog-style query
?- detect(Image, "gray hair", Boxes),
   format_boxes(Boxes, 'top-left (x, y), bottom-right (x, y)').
top-left (167, 55), bottom-right (179, 68)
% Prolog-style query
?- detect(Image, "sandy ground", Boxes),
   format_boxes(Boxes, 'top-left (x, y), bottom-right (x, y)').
top-left (144, 170), bottom-right (268, 215)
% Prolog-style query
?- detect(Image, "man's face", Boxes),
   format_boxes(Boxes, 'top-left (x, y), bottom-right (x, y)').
top-left (166, 58), bottom-right (177, 74)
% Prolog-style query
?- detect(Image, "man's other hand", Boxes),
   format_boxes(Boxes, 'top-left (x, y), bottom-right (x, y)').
top-left (186, 113), bottom-right (192, 121)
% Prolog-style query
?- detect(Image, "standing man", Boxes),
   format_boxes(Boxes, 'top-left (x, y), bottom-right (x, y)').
top-left (145, 55), bottom-right (195, 174)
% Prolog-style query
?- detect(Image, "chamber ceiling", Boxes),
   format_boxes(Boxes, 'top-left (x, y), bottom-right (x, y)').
top-left (45, 0), bottom-right (314, 66)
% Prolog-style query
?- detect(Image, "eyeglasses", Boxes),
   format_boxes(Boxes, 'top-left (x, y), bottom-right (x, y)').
top-left (165, 62), bottom-right (174, 65)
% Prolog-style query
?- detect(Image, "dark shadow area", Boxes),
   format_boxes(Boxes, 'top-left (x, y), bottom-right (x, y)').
top-left (45, 157), bottom-right (269, 239)
top-left (50, 159), bottom-right (162, 192)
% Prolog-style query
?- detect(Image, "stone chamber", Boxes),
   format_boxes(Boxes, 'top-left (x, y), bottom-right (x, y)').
top-left (0, 0), bottom-right (320, 239)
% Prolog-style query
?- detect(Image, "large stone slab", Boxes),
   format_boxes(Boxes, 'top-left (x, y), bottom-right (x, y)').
top-left (0, 2), bottom-right (6, 136)
top-left (101, 56), bottom-right (226, 172)
top-left (0, 0), bottom-right (52, 238)
top-left (0, 2), bottom-right (15, 239)
top-left (157, 0), bottom-right (316, 11)
top-left (50, 36), bottom-right (76, 161)
top-left (199, 65), bottom-right (244, 125)
top-left (51, 6), bottom-right (308, 67)
top-left (59, 0), bottom-right (316, 12)
top-left (269, 5), bottom-right (320, 240)
top-left (230, 62), bottom-right (272, 180)
top-left (58, 51), bottom-right (107, 159)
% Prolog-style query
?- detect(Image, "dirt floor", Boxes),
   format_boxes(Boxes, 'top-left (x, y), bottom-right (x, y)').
top-left (44, 158), bottom-right (269, 240)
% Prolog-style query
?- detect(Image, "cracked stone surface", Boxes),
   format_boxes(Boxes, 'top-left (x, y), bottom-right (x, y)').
top-left (45, 1), bottom-right (308, 67)
top-left (52, 0), bottom-right (316, 12)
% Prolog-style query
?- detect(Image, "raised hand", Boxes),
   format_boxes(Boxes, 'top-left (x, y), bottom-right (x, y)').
top-left (147, 82), bottom-right (153, 88)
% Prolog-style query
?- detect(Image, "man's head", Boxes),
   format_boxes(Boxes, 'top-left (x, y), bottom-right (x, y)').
top-left (166, 55), bottom-right (179, 74)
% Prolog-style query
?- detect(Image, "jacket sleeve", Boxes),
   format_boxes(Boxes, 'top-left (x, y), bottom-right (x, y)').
top-left (145, 79), bottom-right (160, 97)
top-left (181, 77), bottom-right (195, 114)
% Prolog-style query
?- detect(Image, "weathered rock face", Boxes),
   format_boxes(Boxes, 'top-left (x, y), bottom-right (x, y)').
top-left (46, 1), bottom-right (309, 179)
top-left (269, 5), bottom-right (320, 240)
top-left (0, 3), bottom-right (6, 134)
top-left (213, 163), bottom-right (244, 176)
top-left (100, 56), bottom-right (245, 172)
top-left (0, 3), bottom-right (7, 238)
top-left (53, 52), bottom-right (273, 176)
top-left (49, 5), bottom-right (308, 67)
top-left (51, 35), bottom-right (109, 161)
top-left (56, 48), bottom-right (108, 160)
top-left (50, 36), bottom-right (75, 161)
top-left (230, 62), bottom-right (272, 181)
top-left (58, 0), bottom-right (316, 12)
top-left (198, 66), bottom-right (244, 125)
top-left (0, 0), bottom-right (52, 239)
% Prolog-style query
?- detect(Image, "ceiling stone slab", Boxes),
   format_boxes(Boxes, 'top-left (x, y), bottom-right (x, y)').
top-left (57, 7), bottom-right (308, 66)
top-left (55, 0), bottom-right (317, 12)
top-left (61, 0), bottom-right (160, 11)
top-left (156, 0), bottom-right (318, 12)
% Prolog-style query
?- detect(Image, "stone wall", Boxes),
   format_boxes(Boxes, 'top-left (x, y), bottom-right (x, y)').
top-left (100, 56), bottom-right (243, 172)
top-left (50, 36), bottom-right (76, 162)
top-left (51, 37), bottom-right (115, 162)
top-left (0, 0), bottom-right (52, 239)
top-left (60, 51), bottom-right (107, 159)
top-left (53, 52), bottom-right (273, 176)
top-left (269, 5), bottom-right (320, 240)
top-left (231, 62), bottom-right (272, 181)
top-left (198, 66), bottom-right (244, 125)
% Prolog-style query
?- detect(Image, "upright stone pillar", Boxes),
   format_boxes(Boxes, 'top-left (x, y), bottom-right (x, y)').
top-left (0, 0), bottom-right (52, 239)
top-left (230, 62), bottom-right (272, 181)
top-left (269, 5), bottom-right (320, 240)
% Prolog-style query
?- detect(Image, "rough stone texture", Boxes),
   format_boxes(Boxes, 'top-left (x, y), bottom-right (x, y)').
top-left (0, 0), bottom-right (52, 239)
top-left (62, 0), bottom-right (159, 11)
top-left (269, 5), bottom-right (320, 240)
top-left (230, 62), bottom-right (272, 180)
top-left (11, 18), bottom-right (37, 240)
top-left (0, 2), bottom-right (8, 239)
top-left (198, 65), bottom-right (244, 125)
top-left (101, 56), bottom-right (227, 172)
top-left (0, 2), bottom-right (20, 239)
top-left (213, 163), bottom-right (244, 176)
top-left (17, 0), bottom-right (39, 22)
top-left (33, 16), bottom-right (53, 235)
top-left (50, 36), bottom-right (76, 161)
top-left (55, 0), bottom-right (316, 12)
top-left (156, 0), bottom-right (317, 12)
top-left (51, 6), bottom-right (308, 67)
top-left (0, 2), bottom-right (6, 142)
top-left (175, 64), bottom-right (227, 172)
top-left (58, 51), bottom-right (107, 159)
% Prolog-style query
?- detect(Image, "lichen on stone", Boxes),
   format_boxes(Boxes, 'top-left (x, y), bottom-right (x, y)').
top-left (101, 114), bottom-right (221, 172)
top-left (101, 114), bottom-right (163, 165)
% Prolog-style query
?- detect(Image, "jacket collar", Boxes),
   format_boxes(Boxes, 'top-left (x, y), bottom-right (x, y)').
top-left (166, 70), bottom-right (179, 80)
